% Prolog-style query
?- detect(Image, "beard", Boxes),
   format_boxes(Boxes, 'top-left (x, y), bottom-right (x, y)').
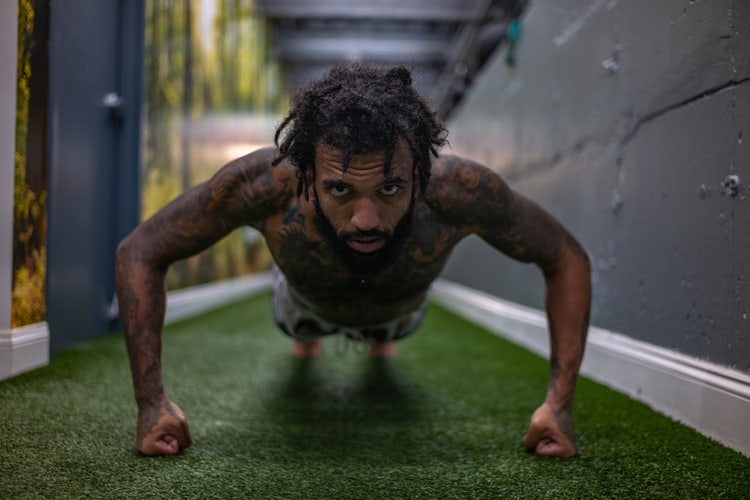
top-left (312, 192), bottom-right (416, 276)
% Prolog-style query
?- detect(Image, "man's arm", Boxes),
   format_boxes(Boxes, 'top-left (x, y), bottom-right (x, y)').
top-left (428, 156), bottom-right (591, 458)
top-left (115, 147), bottom-right (281, 455)
top-left (523, 233), bottom-right (590, 457)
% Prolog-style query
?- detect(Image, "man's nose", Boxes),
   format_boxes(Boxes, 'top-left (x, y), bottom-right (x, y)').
top-left (350, 197), bottom-right (380, 232)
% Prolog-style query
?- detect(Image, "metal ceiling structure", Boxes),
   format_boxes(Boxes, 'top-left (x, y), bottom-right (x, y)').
top-left (255, 0), bottom-right (524, 118)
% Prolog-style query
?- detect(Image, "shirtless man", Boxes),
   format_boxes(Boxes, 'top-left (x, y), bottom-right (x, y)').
top-left (115, 63), bottom-right (591, 459)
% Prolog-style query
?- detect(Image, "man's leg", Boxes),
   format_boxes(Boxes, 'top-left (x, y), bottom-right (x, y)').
top-left (367, 342), bottom-right (398, 359)
top-left (292, 339), bottom-right (324, 358)
top-left (272, 267), bottom-right (330, 357)
top-left (361, 298), bottom-right (428, 359)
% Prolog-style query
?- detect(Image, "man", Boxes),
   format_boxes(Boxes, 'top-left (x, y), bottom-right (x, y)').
top-left (115, 63), bottom-right (591, 458)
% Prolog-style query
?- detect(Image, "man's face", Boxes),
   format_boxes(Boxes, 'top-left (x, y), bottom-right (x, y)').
top-left (311, 140), bottom-right (417, 275)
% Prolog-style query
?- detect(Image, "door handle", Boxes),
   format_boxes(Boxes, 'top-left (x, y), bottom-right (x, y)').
top-left (102, 92), bottom-right (125, 121)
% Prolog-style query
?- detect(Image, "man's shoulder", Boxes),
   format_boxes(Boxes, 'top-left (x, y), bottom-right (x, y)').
top-left (211, 146), bottom-right (296, 194)
top-left (423, 153), bottom-right (510, 227)
top-left (222, 146), bottom-right (288, 179)
top-left (426, 154), bottom-right (502, 201)
top-left (204, 146), bottom-right (300, 225)
top-left (430, 153), bottom-right (491, 177)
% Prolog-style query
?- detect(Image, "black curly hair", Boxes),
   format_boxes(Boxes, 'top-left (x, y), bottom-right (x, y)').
top-left (273, 63), bottom-right (448, 198)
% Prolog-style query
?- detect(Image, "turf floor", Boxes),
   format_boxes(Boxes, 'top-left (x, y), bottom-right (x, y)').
top-left (1, 292), bottom-right (749, 499)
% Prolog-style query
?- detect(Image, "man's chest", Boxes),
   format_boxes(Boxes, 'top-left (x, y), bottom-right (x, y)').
top-left (272, 231), bottom-right (451, 300)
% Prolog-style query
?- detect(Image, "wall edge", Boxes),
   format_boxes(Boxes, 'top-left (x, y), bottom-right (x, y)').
top-left (0, 321), bottom-right (50, 381)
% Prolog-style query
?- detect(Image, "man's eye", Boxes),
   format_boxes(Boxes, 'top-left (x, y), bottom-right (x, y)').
top-left (330, 185), bottom-right (351, 197)
top-left (380, 185), bottom-right (400, 196)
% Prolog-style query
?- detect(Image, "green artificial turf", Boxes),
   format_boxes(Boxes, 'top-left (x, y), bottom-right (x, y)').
top-left (1, 292), bottom-right (748, 499)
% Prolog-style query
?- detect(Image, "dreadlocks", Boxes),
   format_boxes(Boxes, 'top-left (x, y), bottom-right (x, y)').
top-left (273, 63), bottom-right (448, 198)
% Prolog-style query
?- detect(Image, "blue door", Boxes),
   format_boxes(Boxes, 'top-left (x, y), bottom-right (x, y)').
top-left (46, 0), bottom-right (144, 350)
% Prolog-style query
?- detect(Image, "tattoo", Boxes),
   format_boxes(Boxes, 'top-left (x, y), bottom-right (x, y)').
top-left (547, 306), bottom-right (589, 413)
top-left (117, 147), bottom-right (293, 409)
top-left (426, 155), bottom-right (566, 265)
top-left (282, 198), bottom-right (306, 226)
top-left (266, 154), bottom-right (584, 326)
top-left (165, 400), bottom-right (191, 446)
top-left (269, 197), bottom-right (463, 325)
top-left (134, 403), bottom-right (161, 451)
top-left (134, 400), bottom-right (190, 453)
top-left (548, 352), bottom-right (579, 410)
top-left (553, 406), bottom-right (577, 451)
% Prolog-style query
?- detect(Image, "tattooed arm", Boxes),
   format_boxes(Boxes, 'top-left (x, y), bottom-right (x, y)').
top-left (115, 147), bottom-right (282, 455)
top-left (429, 156), bottom-right (591, 458)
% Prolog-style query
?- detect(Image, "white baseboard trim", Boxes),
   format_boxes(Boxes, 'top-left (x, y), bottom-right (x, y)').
top-left (431, 279), bottom-right (750, 457)
top-left (1, 274), bottom-right (273, 382)
top-left (164, 272), bottom-right (273, 325)
top-left (0, 321), bottom-right (50, 381)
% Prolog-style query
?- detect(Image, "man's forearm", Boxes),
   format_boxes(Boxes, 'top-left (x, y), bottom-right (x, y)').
top-left (115, 239), bottom-right (169, 407)
top-left (543, 236), bottom-right (591, 410)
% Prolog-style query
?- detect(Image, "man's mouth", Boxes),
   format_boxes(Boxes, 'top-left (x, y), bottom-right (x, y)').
top-left (346, 236), bottom-right (386, 253)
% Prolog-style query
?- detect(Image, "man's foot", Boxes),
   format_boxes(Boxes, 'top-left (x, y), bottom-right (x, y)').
top-left (367, 342), bottom-right (398, 359)
top-left (292, 339), bottom-right (323, 358)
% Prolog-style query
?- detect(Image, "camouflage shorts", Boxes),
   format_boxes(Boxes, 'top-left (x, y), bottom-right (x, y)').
top-left (271, 267), bottom-right (426, 344)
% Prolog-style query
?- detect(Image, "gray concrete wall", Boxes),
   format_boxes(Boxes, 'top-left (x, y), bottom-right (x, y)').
top-left (442, 0), bottom-right (750, 373)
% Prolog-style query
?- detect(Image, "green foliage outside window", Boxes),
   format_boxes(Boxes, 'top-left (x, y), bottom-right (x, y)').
top-left (143, 0), bottom-right (283, 289)
top-left (12, 0), bottom-right (46, 328)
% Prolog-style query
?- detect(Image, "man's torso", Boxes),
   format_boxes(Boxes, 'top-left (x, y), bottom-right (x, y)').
top-left (254, 154), bottom-right (470, 326)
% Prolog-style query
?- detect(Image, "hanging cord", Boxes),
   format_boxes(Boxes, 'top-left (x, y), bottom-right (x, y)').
top-left (505, 18), bottom-right (522, 66)
top-left (335, 328), bottom-right (368, 356)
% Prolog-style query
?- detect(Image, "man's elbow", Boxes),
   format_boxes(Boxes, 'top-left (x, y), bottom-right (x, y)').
top-left (115, 235), bottom-right (135, 280)
top-left (541, 236), bottom-right (591, 283)
top-left (115, 232), bottom-right (152, 276)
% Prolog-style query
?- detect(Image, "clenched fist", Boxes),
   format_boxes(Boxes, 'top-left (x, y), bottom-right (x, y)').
top-left (523, 402), bottom-right (577, 458)
top-left (135, 398), bottom-right (192, 456)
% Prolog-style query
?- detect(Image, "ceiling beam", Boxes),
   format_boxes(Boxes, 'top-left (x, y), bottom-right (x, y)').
top-left (256, 0), bottom-right (485, 22)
